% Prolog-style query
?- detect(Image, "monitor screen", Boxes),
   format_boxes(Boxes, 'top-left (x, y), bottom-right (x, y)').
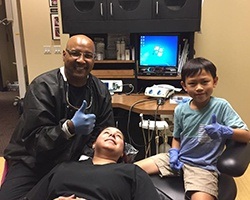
top-left (139, 34), bottom-right (179, 73)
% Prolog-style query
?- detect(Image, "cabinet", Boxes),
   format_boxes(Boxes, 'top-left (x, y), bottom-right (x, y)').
top-left (60, 0), bottom-right (202, 34)
top-left (105, 0), bottom-right (151, 20)
top-left (61, 0), bottom-right (151, 21)
top-left (152, 0), bottom-right (201, 19)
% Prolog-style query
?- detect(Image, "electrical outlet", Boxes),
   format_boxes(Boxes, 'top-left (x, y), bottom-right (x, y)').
top-left (53, 45), bottom-right (61, 54)
top-left (43, 45), bottom-right (51, 54)
top-left (101, 80), bottom-right (123, 92)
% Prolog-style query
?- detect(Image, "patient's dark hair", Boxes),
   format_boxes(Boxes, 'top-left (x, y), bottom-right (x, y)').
top-left (181, 57), bottom-right (217, 82)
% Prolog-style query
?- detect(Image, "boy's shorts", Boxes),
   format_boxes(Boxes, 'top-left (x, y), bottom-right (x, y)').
top-left (150, 153), bottom-right (219, 199)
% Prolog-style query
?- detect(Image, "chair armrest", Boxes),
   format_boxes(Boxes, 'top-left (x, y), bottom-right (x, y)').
top-left (217, 140), bottom-right (250, 177)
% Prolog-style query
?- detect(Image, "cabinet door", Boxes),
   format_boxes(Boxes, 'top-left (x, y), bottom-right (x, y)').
top-left (152, 0), bottom-right (201, 19)
top-left (60, 0), bottom-right (108, 21)
top-left (107, 0), bottom-right (151, 20)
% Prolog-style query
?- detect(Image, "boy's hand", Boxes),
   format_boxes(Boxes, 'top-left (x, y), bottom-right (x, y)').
top-left (71, 100), bottom-right (96, 135)
top-left (204, 114), bottom-right (233, 139)
top-left (168, 148), bottom-right (183, 171)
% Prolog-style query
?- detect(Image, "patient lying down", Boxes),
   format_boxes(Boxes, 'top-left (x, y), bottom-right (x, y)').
top-left (22, 127), bottom-right (160, 200)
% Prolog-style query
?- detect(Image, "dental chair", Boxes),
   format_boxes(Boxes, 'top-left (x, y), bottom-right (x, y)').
top-left (150, 140), bottom-right (250, 200)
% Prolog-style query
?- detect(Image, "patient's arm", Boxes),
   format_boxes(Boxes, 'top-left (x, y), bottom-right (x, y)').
top-left (135, 138), bottom-right (181, 174)
top-left (135, 157), bottom-right (159, 174)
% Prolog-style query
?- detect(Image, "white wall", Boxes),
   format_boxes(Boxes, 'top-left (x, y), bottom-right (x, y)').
top-left (195, 0), bottom-right (250, 127)
top-left (20, 0), bottom-right (66, 83)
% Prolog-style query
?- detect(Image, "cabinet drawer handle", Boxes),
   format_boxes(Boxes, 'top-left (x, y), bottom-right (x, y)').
top-left (155, 1), bottom-right (159, 15)
top-left (100, 3), bottom-right (103, 16)
top-left (110, 2), bottom-right (113, 16)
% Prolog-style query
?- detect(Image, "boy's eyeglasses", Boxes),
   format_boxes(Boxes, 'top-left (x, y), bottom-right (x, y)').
top-left (66, 49), bottom-right (95, 59)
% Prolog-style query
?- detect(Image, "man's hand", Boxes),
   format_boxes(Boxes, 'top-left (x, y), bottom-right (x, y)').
top-left (71, 100), bottom-right (96, 135)
top-left (168, 148), bottom-right (183, 171)
top-left (204, 114), bottom-right (233, 139)
top-left (54, 194), bottom-right (86, 200)
top-left (54, 195), bottom-right (76, 200)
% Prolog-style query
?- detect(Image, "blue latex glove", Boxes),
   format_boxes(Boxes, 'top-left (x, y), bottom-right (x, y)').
top-left (175, 97), bottom-right (190, 104)
top-left (71, 100), bottom-right (96, 135)
top-left (204, 114), bottom-right (233, 139)
top-left (168, 148), bottom-right (183, 171)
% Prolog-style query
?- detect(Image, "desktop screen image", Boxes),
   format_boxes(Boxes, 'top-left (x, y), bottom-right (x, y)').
top-left (139, 35), bottom-right (179, 68)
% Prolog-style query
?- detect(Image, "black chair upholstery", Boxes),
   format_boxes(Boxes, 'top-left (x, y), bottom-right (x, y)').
top-left (150, 141), bottom-right (250, 200)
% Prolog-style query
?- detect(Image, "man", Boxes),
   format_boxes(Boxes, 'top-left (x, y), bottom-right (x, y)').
top-left (0, 35), bottom-right (115, 200)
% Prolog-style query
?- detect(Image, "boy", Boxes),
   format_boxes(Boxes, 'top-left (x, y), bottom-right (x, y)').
top-left (136, 57), bottom-right (250, 200)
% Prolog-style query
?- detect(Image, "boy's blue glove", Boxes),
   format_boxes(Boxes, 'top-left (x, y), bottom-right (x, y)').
top-left (204, 114), bottom-right (233, 139)
top-left (168, 148), bottom-right (183, 170)
top-left (71, 100), bottom-right (96, 135)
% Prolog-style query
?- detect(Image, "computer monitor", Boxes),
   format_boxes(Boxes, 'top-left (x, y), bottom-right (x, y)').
top-left (138, 34), bottom-right (179, 76)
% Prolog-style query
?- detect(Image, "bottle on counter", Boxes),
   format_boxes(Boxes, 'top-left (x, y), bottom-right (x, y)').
top-left (120, 38), bottom-right (126, 60)
top-left (116, 40), bottom-right (121, 60)
top-left (95, 38), bottom-right (105, 60)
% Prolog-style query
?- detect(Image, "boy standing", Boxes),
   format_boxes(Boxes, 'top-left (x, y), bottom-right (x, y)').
top-left (136, 57), bottom-right (250, 200)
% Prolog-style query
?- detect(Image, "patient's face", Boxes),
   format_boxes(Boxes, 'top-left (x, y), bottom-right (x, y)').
top-left (94, 127), bottom-right (124, 158)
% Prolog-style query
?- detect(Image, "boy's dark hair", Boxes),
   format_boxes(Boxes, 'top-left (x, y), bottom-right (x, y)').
top-left (181, 57), bottom-right (217, 82)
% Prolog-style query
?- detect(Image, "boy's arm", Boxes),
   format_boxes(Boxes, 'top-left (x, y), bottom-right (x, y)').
top-left (171, 137), bottom-right (181, 149)
top-left (231, 128), bottom-right (250, 143)
top-left (205, 114), bottom-right (250, 143)
top-left (169, 138), bottom-right (183, 170)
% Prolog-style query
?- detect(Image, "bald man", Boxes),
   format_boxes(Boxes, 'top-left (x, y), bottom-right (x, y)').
top-left (0, 35), bottom-right (115, 200)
